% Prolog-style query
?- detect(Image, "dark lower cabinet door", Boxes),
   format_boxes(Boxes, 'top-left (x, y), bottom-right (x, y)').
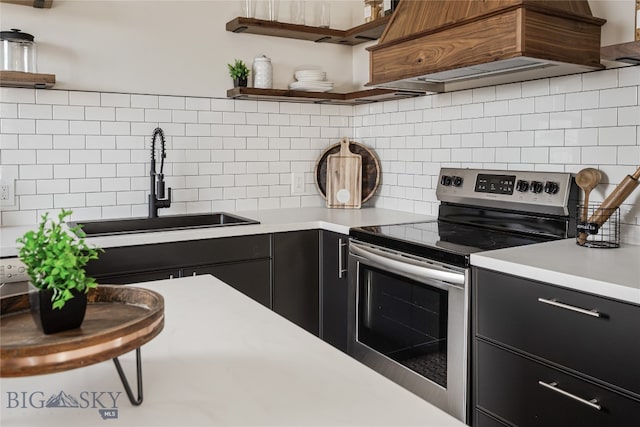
top-left (183, 260), bottom-right (271, 308)
top-left (273, 230), bottom-right (320, 336)
top-left (321, 231), bottom-right (349, 352)
top-left (474, 410), bottom-right (509, 427)
top-left (476, 340), bottom-right (640, 427)
top-left (95, 269), bottom-right (180, 285)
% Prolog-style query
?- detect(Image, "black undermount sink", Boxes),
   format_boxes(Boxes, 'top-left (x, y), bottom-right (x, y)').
top-left (67, 213), bottom-right (260, 237)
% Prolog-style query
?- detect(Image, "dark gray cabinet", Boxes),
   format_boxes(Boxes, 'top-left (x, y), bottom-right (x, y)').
top-left (320, 231), bottom-right (349, 352)
top-left (183, 260), bottom-right (271, 307)
top-left (86, 234), bottom-right (272, 303)
top-left (272, 230), bottom-right (320, 336)
top-left (472, 267), bottom-right (640, 427)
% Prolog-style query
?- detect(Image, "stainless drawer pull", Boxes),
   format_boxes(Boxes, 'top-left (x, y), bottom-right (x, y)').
top-left (538, 381), bottom-right (601, 411)
top-left (537, 298), bottom-right (601, 318)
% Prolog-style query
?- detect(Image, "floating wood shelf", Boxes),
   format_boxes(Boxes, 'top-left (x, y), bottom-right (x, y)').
top-left (0, 71), bottom-right (55, 88)
top-left (226, 16), bottom-right (390, 46)
top-left (227, 87), bottom-right (421, 105)
top-left (0, 0), bottom-right (52, 8)
top-left (601, 41), bottom-right (640, 65)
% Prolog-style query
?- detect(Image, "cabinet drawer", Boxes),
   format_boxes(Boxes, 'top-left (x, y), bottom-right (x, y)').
top-left (476, 340), bottom-right (640, 427)
top-left (474, 268), bottom-right (640, 396)
top-left (87, 234), bottom-right (271, 276)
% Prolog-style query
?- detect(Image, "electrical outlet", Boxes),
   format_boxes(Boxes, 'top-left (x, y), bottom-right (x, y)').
top-left (291, 173), bottom-right (305, 195)
top-left (0, 185), bottom-right (9, 201)
top-left (0, 179), bottom-right (15, 206)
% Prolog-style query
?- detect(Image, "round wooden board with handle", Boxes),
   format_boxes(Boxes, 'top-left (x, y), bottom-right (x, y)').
top-left (315, 139), bottom-right (381, 204)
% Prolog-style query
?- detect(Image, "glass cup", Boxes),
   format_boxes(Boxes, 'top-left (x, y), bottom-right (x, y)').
top-left (315, 1), bottom-right (330, 28)
top-left (291, 0), bottom-right (306, 25)
top-left (267, 0), bottom-right (279, 21)
top-left (241, 0), bottom-right (256, 18)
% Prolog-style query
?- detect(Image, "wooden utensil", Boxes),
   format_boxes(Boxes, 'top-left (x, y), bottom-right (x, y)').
top-left (575, 167), bottom-right (602, 222)
top-left (577, 166), bottom-right (640, 245)
top-left (326, 137), bottom-right (362, 209)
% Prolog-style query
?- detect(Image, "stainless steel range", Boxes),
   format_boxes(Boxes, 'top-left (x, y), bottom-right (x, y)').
top-left (348, 168), bottom-right (578, 423)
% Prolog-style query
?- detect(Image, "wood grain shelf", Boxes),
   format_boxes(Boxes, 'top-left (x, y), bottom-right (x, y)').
top-left (0, 0), bottom-right (52, 8)
top-left (226, 16), bottom-right (390, 46)
top-left (601, 41), bottom-right (640, 65)
top-left (227, 87), bottom-right (421, 105)
top-left (0, 71), bottom-right (55, 88)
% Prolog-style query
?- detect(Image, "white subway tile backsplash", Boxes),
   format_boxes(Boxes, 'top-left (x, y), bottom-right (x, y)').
top-left (53, 105), bottom-right (84, 120)
top-left (3, 74), bottom-right (639, 241)
top-left (37, 149), bottom-right (69, 164)
top-left (21, 194), bottom-right (54, 210)
top-left (581, 146), bottom-right (618, 164)
top-left (599, 87), bottom-right (637, 108)
top-left (101, 121), bottom-right (130, 135)
top-left (116, 108), bottom-right (145, 122)
top-left (101, 93), bottom-right (130, 107)
top-left (1, 87), bottom-right (35, 103)
top-left (522, 79), bottom-right (549, 97)
top-left (618, 66), bottom-right (640, 87)
top-left (37, 120), bottom-right (69, 135)
top-left (69, 91), bottom-right (100, 106)
top-left (1, 118), bottom-right (35, 134)
top-left (70, 120), bottom-right (101, 135)
top-left (582, 108), bottom-right (617, 127)
top-left (19, 134), bottom-right (52, 149)
top-left (131, 94), bottom-right (159, 108)
top-left (582, 69), bottom-right (618, 90)
top-left (36, 90), bottom-right (68, 105)
top-left (20, 164), bottom-right (52, 180)
top-left (159, 96), bottom-right (185, 110)
top-left (19, 104), bottom-right (52, 119)
top-left (598, 126), bottom-right (637, 145)
top-left (4, 149), bottom-right (35, 164)
top-left (145, 109), bottom-right (172, 122)
top-left (54, 164), bottom-right (85, 179)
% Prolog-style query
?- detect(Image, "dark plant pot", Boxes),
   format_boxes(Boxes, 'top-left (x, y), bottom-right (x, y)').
top-left (29, 287), bottom-right (88, 334)
top-left (233, 77), bottom-right (248, 88)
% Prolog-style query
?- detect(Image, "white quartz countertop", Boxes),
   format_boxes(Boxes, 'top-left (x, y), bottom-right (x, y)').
top-left (471, 239), bottom-right (640, 305)
top-left (1, 275), bottom-right (464, 427)
top-left (0, 207), bottom-right (434, 257)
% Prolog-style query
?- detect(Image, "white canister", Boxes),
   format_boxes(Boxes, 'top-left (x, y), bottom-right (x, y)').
top-left (252, 55), bottom-right (273, 89)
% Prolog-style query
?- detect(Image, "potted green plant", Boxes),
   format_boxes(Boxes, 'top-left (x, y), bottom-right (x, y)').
top-left (227, 59), bottom-right (250, 87)
top-left (16, 209), bottom-right (102, 334)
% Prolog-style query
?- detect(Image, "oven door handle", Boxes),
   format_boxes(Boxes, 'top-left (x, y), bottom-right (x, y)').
top-left (350, 242), bottom-right (465, 287)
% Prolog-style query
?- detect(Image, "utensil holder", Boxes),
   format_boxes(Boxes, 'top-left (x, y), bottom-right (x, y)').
top-left (576, 204), bottom-right (620, 248)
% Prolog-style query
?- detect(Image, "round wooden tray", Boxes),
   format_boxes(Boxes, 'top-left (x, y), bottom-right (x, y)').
top-left (314, 140), bottom-right (381, 203)
top-left (0, 285), bottom-right (164, 377)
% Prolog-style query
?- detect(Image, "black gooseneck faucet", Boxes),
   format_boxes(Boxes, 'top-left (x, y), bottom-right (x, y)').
top-left (149, 127), bottom-right (171, 218)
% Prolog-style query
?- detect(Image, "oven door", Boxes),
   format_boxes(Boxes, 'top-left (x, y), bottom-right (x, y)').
top-left (348, 240), bottom-right (468, 422)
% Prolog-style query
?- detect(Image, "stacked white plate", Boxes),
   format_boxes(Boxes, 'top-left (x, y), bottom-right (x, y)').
top-left (289, 68), bottom-right (334, 92)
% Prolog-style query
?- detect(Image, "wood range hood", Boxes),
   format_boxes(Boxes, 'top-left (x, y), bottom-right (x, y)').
top-left (367, 0), bottom-right (606, 93)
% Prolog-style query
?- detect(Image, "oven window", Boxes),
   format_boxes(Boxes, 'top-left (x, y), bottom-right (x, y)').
top-left (357, 265), bottom-right (448, 388)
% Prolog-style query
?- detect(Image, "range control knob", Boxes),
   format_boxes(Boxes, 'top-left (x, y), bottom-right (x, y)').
top-left (452, 176), bottom-right (463, 187)
top-left (515, 180), bottom-right (529, 192)
top-left (530, 181), bottom-right (544, 194)
top-left (440, 175), bottom-right (452, 186)
top-left (544, 181), bottom-right (560, 194)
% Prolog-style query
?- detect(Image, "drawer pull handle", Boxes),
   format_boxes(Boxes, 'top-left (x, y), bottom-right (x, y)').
top-left (538, 381), bottom-right (601, 411)
top-left (537, 298), bottom-right (601, 318)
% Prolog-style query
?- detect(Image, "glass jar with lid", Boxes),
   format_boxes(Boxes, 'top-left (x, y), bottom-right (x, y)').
top-left (1, 29), bottom-right (37, 73)
top-left (364, 0), bottom-right (383, 23)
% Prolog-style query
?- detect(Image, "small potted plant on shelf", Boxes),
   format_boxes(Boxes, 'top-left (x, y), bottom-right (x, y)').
top-left (16, 209), bottom-right (102, 334)
top-left (227, 59), bottom-right (250, 88)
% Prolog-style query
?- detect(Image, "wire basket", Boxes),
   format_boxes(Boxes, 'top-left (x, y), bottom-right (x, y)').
top-left (576, 204), bottom-right (620, 248)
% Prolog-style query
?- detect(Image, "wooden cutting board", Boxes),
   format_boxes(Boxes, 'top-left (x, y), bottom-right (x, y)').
top-left (326, 137), bottom-right (362, 209)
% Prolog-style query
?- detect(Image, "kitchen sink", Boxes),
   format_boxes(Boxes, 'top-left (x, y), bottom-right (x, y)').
top-left (67, 213), bottom-right (260, 237)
